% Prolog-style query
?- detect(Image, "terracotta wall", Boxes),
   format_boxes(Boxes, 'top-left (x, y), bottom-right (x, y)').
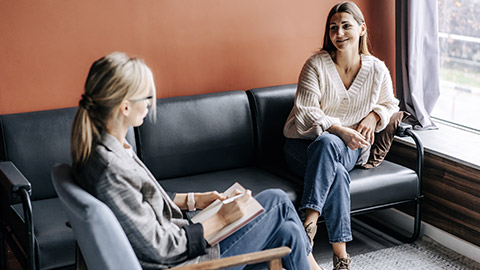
top-left (0, 0), bottom-right (395, 114)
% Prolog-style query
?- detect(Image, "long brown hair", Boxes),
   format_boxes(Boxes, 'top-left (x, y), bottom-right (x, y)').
top-left (321, 1), bottom-right (370, 55)
top-left (71, 52), bottom-right (156, 169)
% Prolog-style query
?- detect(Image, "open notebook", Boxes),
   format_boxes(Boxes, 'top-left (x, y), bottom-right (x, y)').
top-left (191, 182), bottom-right (264, 245)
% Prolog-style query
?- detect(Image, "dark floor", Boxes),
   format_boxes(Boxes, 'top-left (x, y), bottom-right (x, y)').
top-left (4, 214), bottom-right (404, 269)
top-left (5, 240), bottom-right (22, 270)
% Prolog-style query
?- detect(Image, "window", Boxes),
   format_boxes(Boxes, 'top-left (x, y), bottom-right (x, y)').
top-left (434, 0), bottom-right (480, 131)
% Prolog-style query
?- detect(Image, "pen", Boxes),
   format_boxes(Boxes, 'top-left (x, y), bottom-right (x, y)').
top-left (222, 193), bottom-right (244, 204)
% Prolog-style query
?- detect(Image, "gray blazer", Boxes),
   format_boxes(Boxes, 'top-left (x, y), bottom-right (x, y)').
top-left (75, 133), bottom-right (219, 269)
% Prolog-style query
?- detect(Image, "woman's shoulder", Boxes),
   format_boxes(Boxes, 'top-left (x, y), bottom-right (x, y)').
top-left (307, 50), bottom-right (330, 63)
top-left (301, 50), bottom-right (331, 72)
top-left (78, 143), bottom-right (126, 179)
top-left (93, 142), bottom-right (138, 176)
top-left (76, 145), bottom-right (113, 183)
top-left (363, 54), bottom-right (389, 73)
top-left (79, 143), bottom-right (137, 191)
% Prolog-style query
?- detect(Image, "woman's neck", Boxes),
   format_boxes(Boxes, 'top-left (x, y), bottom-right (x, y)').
top-left (105, 118), bottom-right (128, 146)
top-left (333, 50), bottom-right (361, 73)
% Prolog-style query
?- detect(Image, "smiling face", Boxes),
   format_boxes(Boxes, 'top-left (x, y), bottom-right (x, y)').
top-left (328, 12), bottom-right (366, 54)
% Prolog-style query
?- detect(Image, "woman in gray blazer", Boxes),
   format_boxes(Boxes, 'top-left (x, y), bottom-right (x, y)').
top-left (71, 52), bottom-right (322, 270)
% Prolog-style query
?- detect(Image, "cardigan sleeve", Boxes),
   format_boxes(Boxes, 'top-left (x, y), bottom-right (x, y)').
top-left (289, 56), bottom-right (341, 139)
top-left (371, 63), bottom-right (400, 132)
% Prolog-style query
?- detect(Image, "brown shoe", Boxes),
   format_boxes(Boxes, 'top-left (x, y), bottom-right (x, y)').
top-left (333, 253), bottom-right (351, 270)
top-left (304, 222), bottom-right (317, 247)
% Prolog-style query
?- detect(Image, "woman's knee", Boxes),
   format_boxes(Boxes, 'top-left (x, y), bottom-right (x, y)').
top-left (256, 189), bottom-right (294, 211)
top-left (276, 221), bottom-right (305, 247)
top-left (257, 188), bottom-right (290, 203)
top-left (335, 164), bottom-right (351, 184)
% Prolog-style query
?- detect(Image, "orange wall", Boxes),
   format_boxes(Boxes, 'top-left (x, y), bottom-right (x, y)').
top-left (0, 0), bottom-right (395, 114)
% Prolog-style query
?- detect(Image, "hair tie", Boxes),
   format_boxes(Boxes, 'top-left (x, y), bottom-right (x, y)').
top-left (79, 94), bottom-right (96, 111)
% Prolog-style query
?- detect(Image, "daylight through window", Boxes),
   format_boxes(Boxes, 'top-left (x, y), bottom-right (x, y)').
top-left (433, 0), bottom-right (480, 131)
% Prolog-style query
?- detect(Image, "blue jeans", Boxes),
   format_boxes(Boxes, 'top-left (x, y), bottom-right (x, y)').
top-left (219, 189), bottom-right (312, 270)
top-left (284, 134), bottom-right (361, 244)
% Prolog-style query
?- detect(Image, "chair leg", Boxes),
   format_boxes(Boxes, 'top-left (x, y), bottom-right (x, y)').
top-left (404, 197), bottom-right (422, 243)
top-left (352, 198), bottom-right (422, 244)
top-left (268, 258), bottom-right (282, 270)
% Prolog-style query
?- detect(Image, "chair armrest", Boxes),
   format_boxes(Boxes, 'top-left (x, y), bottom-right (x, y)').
top-left (170, 246), bottom-right (291, 270)
top-left (394, 123), bottom-right (424, 196)
top-left (0, 161), bottom-right (36, 270)
top-left (395, 122), bottom-right (413, 137)
top-left (0, 161), bottom-right (31, 204)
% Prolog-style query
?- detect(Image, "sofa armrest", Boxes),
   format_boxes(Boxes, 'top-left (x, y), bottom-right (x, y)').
top-left (0, 161), bottom-right (31, 205)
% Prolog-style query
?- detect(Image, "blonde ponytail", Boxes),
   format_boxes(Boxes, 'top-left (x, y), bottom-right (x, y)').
top-left (71, 107), bottom-right (99, 169)
top-left (71, 52), bottom-right (156, 170)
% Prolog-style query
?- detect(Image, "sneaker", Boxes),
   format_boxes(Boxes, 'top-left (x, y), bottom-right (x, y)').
top-left (304, 222), bottom-right (317, 247)
top-left (333, 254), bottom-right (351, 270)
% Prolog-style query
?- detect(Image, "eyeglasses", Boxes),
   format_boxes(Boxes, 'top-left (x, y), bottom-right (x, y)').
top-left (129, 96), bottom-right (153, 107)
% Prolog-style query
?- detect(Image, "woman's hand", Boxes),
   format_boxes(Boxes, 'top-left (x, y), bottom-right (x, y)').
top-left (217, 190), bottom-right (251, 225)
top-left (195, 191), bottom-right (225, 209)
top-left (201, 190), bottom-right (252, 239)
top-left (328, 124), bottom-right (369, 150)
top-left (356, 111), bottom-right (380, 145)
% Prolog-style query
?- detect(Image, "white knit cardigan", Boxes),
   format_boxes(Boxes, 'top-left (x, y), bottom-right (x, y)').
top-left (284, 50), bottom-right (399, 141)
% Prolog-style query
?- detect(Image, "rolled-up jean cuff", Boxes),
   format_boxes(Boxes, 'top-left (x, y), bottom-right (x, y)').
top-left (299, 203), bottom-right (323, 215)
top-left (329, 236), bottom-right (353, 244)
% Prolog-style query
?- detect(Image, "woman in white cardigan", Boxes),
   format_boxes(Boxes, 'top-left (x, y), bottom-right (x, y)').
top-left (283, 2), bottom-right (399, 269)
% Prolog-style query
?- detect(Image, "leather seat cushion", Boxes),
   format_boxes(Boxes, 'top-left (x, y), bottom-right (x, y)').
top-left (349, 160), bottom-right (418, 211)
top-left (159, 161), bottom-right (418, 215)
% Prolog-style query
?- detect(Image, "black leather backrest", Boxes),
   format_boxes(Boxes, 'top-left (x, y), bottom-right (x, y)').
top-left (0, 107), bottom-right (76, 200)
top-left (0, 107), bottom-right (136, 201)
top-left (246, 84), bottom-right (296, 167)
top-left (137, 90), bottom-right (254, 180)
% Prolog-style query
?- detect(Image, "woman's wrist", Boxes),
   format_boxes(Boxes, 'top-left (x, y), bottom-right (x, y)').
top-left (370, 111), bottom-right (380, 122)
top-left (173, 193), bottom-right (192, 210)
top-left (327, 124), bottom-right (343, 136)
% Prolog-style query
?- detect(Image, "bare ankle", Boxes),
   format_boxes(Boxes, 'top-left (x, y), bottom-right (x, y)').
top-left (332, 242), bottom-right (348, 258)
top-left (304, 208), bottom-right (319, 225)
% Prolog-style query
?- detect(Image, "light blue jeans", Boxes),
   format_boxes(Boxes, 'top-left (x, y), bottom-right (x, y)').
top-left (284, 134), bottom-right (361, 244)
top-left (220, 189), bottom-right (312, 270)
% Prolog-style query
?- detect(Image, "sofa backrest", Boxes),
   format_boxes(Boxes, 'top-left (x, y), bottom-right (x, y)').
top-left (246, 84), bottom-right (296, 168)
top-left (0, 107), bottom-right (76, 200)
top-left (137, 90), bottom-right (255, 180)
top-left (0, 107), bottom-right (137, 201)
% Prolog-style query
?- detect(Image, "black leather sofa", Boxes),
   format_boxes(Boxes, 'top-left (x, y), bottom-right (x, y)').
top-left (0, 84), bottom-right (423, 270)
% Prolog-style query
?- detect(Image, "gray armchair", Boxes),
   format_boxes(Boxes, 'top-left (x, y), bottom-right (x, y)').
top-left (51, 163), bottom-right (290, 270)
